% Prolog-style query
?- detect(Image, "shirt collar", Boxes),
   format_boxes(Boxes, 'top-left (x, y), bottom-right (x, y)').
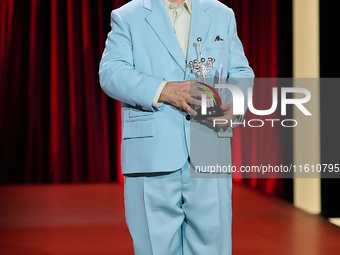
top-left (161, 0), bottom-right (192, 14)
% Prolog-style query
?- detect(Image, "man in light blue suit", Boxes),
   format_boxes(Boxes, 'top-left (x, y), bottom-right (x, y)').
top-left (99, 0), bottom-right (254, 254)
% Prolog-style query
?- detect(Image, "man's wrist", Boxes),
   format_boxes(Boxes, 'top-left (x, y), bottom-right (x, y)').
top-left (152, 80), bottom-right (168, 108)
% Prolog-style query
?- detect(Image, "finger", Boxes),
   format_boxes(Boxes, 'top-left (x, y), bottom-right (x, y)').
top-left (186, 83), bottom-right (208, 97)
top-left (220, 102), bottom-right (231, 111)
top-left (191, 89), bottom-right (211, 99)
top-left (192, 83), bottom-right (215, 98)
top-left (189, 80), bottom-right (200, 87)
top-left (190, 82), bottom-right (211, 94)
top-left (183, 103), bottom-right (197, 116)
top-left (189, 97), bottom-right (201, 107)
top-left (191, 81), bottom-right (207, 89)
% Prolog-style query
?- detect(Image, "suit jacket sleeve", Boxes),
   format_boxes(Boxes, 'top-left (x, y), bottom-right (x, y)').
top-left (219, 9), bottom-right (255, 135)
top-left (226, 9), bottom-right (254, 104)
top-left (99, 10), bottom-right (164, 111)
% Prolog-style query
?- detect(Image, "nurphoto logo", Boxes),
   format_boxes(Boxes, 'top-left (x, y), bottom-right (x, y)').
top-left (199, 84), bottom-right (312, 128)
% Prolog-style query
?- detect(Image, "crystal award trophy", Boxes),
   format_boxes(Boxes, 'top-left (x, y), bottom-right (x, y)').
top-left (188, 37), bottom-right (224, 120)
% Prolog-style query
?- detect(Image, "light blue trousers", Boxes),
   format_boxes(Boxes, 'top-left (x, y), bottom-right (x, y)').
top-left (124, 160), bottom-right (232, 255)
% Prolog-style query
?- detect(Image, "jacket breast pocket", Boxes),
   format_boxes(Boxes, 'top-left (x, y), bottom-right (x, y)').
top-left (204, 41), bottom-right (228, 50)
top-left (122, 120), bottom-right (155, 139)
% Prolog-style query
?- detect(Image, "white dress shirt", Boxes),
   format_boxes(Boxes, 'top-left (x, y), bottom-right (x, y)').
top-left (152, 0), bottom-right (192, 108)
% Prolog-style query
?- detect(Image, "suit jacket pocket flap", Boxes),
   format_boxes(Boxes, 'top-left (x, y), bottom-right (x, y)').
top-left (123, 120), bottom-right (155, 139)
top-left (129, 109), bottom-right (154, 118)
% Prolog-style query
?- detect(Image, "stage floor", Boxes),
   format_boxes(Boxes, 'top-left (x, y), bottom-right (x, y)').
top-left (0, 182), bottom-right (339, 255)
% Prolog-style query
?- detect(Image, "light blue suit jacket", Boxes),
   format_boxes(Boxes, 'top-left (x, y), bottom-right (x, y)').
top-left (99, 0), bottom-right (254, 174)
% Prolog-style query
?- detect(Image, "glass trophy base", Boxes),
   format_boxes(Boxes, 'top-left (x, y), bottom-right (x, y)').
top-left (192, 106), bottom-right (224, 120)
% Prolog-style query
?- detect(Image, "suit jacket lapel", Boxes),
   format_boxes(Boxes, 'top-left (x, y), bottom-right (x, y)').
top-left (186, 0), bottom-right (212, 77)
top-left (144, 0), bottom-right (186, 72)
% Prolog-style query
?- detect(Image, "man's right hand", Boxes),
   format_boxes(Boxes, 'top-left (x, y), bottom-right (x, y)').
top-left (158, 81), bottom-right (205, 116)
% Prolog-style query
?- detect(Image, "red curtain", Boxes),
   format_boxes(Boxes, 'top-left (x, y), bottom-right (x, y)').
top-left (0, 0), bottom-right (283, 194)
top-left (0, 0), bottom-right (124, 183)
top-left (226, 0), bottom-right (284, 196)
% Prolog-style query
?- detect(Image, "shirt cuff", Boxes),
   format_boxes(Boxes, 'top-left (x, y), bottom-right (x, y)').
top-left (152, 80), bottom-right (168, 108)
